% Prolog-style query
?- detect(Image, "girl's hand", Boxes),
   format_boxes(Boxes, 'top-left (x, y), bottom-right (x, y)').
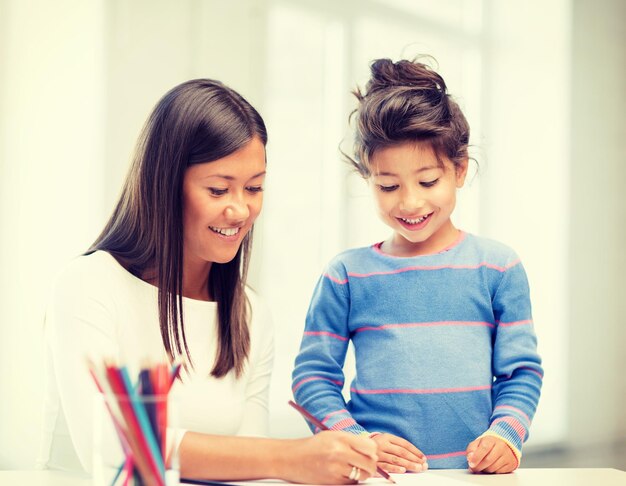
top-left (466, 435), bottom-right (518, 474)
top-left (371, 432), bottom-right (428, 473)
top-left (285, 431), bottom-right (378, 484)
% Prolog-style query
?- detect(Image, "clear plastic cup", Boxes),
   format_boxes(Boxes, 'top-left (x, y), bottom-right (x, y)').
top-left (93, 393), bottom-right (179, 486)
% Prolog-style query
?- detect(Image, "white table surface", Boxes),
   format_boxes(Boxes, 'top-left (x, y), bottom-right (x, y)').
top-left (0, 469), bottom-right (624, 486)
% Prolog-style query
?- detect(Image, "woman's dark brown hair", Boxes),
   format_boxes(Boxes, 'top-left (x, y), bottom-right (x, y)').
top-left (348, 58), bottom-right (470, 177)
top-left (87, 79), bottom-right (267, 377)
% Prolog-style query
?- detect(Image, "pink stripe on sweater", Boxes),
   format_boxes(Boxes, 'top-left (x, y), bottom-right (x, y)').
top-left (329, 417), bottom-right (357, 431)
top-left (304, 331), bottom-right (349, 341)
top-left (324, 273), bottom-right (349, 284)
top-left (350, 384), bottom-right (491, 395)
top-left (324, 260), bottom-right (521, 285)
top-left (498, 319), bottom-right (533, 327)
top-left (519, 366), bottom-right (544, 379)
top-left (321, 409), bottom-right (348, 424)
top-left (426, 450), bottom-right (467, 460)
top-left (373, 231), bottom-right (467, 257)
top-left (355, 321), bottom-right (495, 333)
top-left (492, 416), bottom-right (527, 441)
top-left (494, 405), bottom-right (531, 424)
top-left (292, 376), bottom-right (344, 393)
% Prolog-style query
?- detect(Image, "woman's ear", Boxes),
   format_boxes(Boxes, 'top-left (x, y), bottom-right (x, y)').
top-left (455, 158), bottom-right (469, 188)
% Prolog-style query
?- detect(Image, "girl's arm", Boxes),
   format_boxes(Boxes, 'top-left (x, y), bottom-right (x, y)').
top-left (479, 258), bottom-right (544, 466)
top-left (292, 266), bottom-right (365, 434)
top-left (292, 265), bottom-right (426, 474)
top-left (179, 430), bottom-right (378, 484)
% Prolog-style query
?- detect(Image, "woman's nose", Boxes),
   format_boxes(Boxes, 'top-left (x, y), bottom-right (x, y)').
top-left (224, 196), bottom-right (250, 221)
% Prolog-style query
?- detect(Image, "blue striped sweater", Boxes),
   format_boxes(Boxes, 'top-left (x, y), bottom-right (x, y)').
top-left (292, 232), bottom-right (543, 469)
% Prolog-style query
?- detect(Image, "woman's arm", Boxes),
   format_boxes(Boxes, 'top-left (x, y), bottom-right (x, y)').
top-left (179, 430), bottom-right (378, 484)
top-left (44, 256), bottom-right (120, 471)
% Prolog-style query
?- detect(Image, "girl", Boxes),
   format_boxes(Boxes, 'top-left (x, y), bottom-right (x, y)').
top-left (292, 58), bottom-right (543, 474)
top-left (38, 79), bottom-right (378, 484)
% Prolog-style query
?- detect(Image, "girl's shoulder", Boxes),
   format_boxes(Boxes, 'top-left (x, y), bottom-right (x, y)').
top-left (462, 233), bottom-right (522, 267)
top-left (324, 244), bottom-right (377, 273)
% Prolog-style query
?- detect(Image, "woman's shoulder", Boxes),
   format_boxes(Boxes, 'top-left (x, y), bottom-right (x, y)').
top-left (50, 250), bottom-right (135, 304)
top-left (54, 251), bottom-right (123, 286)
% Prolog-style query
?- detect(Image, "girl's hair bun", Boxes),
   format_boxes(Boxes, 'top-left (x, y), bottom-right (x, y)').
top-left (360, 58), bottom-right (447, 102)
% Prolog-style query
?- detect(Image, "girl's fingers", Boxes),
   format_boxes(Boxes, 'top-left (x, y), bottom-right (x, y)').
top-left (484, 455), bottom-right (507, 474)
top-left (387, 435), bottom-right (426, 460)
top-left (467, 438), bottom-right (496, 471)
top-left (382, 443), bottom-right (424, 464)
top-left (471, 444), bottom-right (500, 472)
top-left (377, 460), bottom-right (407, 474)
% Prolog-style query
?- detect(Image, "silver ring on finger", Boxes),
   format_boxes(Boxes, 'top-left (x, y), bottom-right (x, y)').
top-left (349, 466), bottom-right (361, 481)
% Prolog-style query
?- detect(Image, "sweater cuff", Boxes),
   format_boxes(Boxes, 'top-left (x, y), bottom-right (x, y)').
top-left (479, 430), bottom-right (521, 469)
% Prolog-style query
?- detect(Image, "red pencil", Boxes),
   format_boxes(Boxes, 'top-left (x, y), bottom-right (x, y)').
top-left (288, 400), bottom-right (395, 483)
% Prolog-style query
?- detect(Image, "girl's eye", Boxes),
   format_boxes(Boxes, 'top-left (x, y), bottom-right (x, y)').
top-left (246, 186), bottom-right (264, 194)
top-left (420, 179), bottom-right (439, 188)
top-left (208, 188), bottom-right (228, 196)
top-left (378, 184), bottom-right (399, 192)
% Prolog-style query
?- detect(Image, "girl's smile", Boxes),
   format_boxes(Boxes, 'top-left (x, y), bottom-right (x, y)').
top-left (397, 212), bottom-right (434, 230)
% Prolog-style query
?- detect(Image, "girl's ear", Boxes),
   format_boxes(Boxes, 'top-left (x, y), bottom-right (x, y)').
top-left (455, 158), bottom-right (469, 188)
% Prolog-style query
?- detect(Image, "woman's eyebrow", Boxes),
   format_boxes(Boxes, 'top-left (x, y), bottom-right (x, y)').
top-left (202, 171), bottom-right (266, 181)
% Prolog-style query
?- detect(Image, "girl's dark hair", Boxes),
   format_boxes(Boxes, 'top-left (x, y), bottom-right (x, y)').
top-left (88, 79), bottom-right (267, 377)
top-left (348, 58), bottom-right (470, 177)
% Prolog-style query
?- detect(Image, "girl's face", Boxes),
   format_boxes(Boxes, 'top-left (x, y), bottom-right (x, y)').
top-left (369, 140), bottom-right (467, 257)
top-left (182, 136), bottom-right (266, 267)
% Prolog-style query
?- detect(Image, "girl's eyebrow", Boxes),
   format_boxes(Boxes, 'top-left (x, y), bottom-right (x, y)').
top-left (374, 166), bottom-right (439, 177)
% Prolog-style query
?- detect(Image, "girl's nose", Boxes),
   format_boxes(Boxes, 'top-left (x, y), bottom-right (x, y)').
top-left (399, 189), bottom-right (425, 212)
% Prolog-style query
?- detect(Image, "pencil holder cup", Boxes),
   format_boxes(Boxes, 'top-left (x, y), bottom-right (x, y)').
top-left (93, 393), bottom-right (180, 486)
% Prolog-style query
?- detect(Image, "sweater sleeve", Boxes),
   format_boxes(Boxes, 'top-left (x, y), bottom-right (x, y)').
top-left (481, 258), bottom-right (543, 465)
top-left (292, 264), bottom-right (367, 434)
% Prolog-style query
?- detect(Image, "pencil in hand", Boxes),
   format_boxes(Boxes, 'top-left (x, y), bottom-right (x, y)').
top-left (288, 400), bottom-right (396, 483)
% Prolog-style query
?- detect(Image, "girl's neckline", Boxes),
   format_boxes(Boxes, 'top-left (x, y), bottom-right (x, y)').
top-left (372, 230), bottom-right (467, 259)
top-left (96, 250), bottom-right (217, 306)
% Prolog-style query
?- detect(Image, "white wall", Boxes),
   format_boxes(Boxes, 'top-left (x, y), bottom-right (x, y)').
top-left (567, 0), bottom-right (626, 447)
top-left (0, 0), bottom-right (107, 468)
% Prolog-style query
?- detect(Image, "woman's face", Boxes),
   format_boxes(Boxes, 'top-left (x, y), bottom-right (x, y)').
top-left (182, 136), bottom-right (266, 266)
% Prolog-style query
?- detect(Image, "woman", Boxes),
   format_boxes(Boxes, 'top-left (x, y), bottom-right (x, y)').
top-left (38, 79), bottom-right (377, 483)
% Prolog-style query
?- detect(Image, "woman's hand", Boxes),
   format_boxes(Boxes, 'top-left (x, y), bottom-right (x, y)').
top-left (466, 435), bottom-right (518, 474)
top-left (283, 431), bottom-right (378, 484)
top-left (371, 432), bottom-right (428, 473)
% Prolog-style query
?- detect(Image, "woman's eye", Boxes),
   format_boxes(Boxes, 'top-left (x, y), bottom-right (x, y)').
top-left (246, 186), bottom-right (264, 194)
top-left (378, 184), bottom-right (399, 192)
top-left (208, 188), bottom-right (228, 196)
top-left (420, 179), bottom-right (439, 188)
